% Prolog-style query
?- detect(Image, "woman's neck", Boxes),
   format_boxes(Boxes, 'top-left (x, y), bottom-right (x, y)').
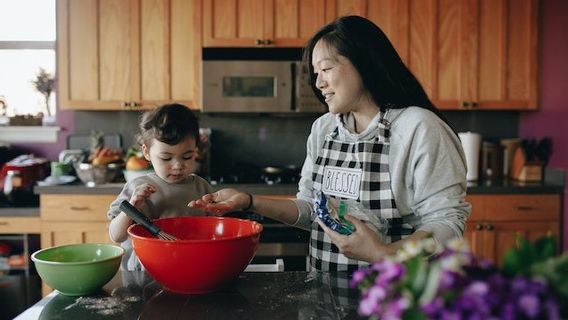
top-left (351, 105), bottom-right (379, 134)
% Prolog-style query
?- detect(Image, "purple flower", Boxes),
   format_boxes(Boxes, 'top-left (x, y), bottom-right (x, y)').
top-left (421, 297), bottom-right (444, 316)
top-left (350, 269), bottom-right (368, 288)
top-left (517, 294), bottom-right (540, 318)
top-left (544, 299), bottom-right (560, 320)
top-left (439, 269), bottom-right (461, 290)
top-left (382, 296), bottom-right (410, 320)
top-left (375, 261), bottom-right (405, 287)
top-left (358, 286), bottom-right (386, 316)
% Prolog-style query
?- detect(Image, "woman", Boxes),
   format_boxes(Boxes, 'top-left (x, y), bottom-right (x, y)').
top-left (189, 16), bottom-right (470, 272)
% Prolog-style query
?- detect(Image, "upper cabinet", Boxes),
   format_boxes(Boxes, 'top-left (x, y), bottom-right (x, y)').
top-left (203, 0), bottom-right (327, 47)
top-left (397, 0), bottom-right (538, 110)
top-left (57, 0), bottom-right (202, 110)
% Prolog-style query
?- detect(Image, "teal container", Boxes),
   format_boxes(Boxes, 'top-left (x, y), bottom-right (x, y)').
top-left (31, 243), bottom-right (124, 296)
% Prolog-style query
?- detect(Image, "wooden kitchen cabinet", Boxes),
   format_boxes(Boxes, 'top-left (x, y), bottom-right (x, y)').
top-left (57, 0), bottom-right (202, 110)
top-left (464, 194), bottom-right (561, 267)
top-left (40, 194), bottom-right (116, 295)
top-left (203, 0), bottom-right (326, 47)
top-left (401, 0), bottom-right (538, 110)
top-left (40, 194), bottom-right (115, 248)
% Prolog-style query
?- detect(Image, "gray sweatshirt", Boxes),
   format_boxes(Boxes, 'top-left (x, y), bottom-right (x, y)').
top-left (292, 107), bottom-right (471, 246)
top-left (108, 173), bottom-right (213, 270)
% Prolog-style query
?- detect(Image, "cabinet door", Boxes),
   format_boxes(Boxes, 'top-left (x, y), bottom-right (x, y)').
top-left (203, 0), bottom-right (265, 47)
top-left (483, 221), bottom-right (559, 267)
top-left (476, 0), bottom-right (538, 110)
top-left (269, 0), bottom-right (326, 47)
top-left (140, 0), bottom-right (202, 109)
top-left (57, 0), bottom-right (201, 110)
top-left (58, 0), bottom-right (138, 110)
top-left (407, 0), bottom-right (538, 110)
top-left (41, 222), bottom-right (112, 248)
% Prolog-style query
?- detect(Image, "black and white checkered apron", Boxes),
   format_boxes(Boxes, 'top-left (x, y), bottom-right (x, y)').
top-left (310, 115), bottom-right (414, 272)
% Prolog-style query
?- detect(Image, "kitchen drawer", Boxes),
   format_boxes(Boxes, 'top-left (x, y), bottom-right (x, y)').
top-left (465, 195), bottom-right (485, 221)
top-left (480, 194), bottom-right (560, 221)
top-left (0, 217), bottom-right (41, 234)
top-left (41, 194), bottom-right (116, 222)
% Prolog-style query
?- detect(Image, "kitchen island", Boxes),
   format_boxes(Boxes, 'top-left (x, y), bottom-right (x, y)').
top-left (15, 271), bottom-right (360, 320)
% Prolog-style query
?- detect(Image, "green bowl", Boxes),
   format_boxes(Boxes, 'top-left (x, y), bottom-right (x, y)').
top-left (31, 243), bottom-right (124, 296)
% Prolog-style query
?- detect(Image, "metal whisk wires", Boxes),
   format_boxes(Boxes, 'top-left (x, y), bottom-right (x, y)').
top-left (119, 200), bottom-right (178, 241)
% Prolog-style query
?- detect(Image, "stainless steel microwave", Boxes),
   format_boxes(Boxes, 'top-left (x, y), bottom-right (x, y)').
top-left (201, 60), bottom-right (325, 113)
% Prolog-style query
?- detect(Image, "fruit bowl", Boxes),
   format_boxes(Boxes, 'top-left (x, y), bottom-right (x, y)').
top-left (128, 216), bottom-right (263, 294)
top-left (74, 162), bottom-right (122, 187)
top-left (31, 243), bottom-right (124, 296)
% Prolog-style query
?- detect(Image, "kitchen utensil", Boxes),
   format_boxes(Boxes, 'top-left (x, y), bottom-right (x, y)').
top-left (127, 216), bottom-right (262, 294)
top-left (119, 201), bottom-right (178, 241)
top-left (73, 162), bottom-right (122, 187)
top-left (31, 243), bottom-right (123, 296)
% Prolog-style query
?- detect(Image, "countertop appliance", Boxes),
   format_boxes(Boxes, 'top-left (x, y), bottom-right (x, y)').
top-left (202, 60), bottom-right (325, 113)
top-left (0, 155), bottom-right (48, 207)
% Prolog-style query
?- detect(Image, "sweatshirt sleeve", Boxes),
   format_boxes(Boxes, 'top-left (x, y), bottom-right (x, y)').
top-left (390, 108), bottom-right (471, 246)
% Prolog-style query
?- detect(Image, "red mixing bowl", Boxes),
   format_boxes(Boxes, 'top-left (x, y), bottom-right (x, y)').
top-left (127, 216), bottom-right (262, 294)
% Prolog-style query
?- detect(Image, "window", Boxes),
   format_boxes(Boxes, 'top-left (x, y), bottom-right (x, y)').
top-left (0, 0), bottom-right (56, 120)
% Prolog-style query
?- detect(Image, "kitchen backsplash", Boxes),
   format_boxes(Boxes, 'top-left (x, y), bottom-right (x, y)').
top-left (74, 110), bottom-right (519, 175)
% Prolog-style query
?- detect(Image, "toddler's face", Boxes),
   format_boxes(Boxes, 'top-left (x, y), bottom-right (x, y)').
top-left (142, 136), bottom-right (197, 183)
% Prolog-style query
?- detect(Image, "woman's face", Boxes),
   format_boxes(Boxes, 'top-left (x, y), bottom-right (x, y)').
top-left (142, 136), bottom-right (197, 183)
top-left (311, 40), bottom-right (371, 114)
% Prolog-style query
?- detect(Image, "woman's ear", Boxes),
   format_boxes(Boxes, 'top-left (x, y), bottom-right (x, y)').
top-left (141, 144), bottom-right (151, 161)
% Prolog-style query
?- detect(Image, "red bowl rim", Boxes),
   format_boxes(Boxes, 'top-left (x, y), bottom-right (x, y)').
top-left (127, 216), bottom-right (263, 243)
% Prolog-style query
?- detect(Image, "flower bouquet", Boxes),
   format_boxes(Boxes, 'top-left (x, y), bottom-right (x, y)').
top-left (350, 236), bottom-right (568, 320)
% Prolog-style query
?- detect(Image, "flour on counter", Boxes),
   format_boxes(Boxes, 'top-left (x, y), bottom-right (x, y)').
top-left (64, 294), bottom-right (141, 316)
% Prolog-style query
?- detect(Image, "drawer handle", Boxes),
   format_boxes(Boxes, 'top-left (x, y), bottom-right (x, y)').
top-left (515, 206), bottom-right (534, 211)
top-left (0, 222), bottom-right (8, 225)
top-left (485, 224), bottom-right (494, 231)
top-left (475, 224), bottom-right (484, 231)
top-left (70, 206), bottom-right (90, 211)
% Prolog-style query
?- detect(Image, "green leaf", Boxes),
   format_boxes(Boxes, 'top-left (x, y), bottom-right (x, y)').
top-left (405, 257), bottom-right (428, 295)
top-left (402, 306), bottom-right (427, 320)
top-left (502, 248), bottom-right (522, 276)
top-left (418, 262), bottom-right (441, 305)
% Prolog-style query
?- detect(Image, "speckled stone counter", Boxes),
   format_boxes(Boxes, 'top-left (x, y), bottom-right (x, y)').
top-left (16, 271), bottom-right (360, 320)
top-left (33, 179), bottom-right (564, 196)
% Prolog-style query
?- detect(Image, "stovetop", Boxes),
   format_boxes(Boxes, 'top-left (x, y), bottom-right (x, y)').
top-left (209, 164), bottom-right (301, 185)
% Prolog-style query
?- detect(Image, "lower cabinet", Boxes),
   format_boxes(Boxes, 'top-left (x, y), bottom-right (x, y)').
top-left (464, 194), bottom-right (561, 267)
top-left (39, 194), bottom-right (116, 296)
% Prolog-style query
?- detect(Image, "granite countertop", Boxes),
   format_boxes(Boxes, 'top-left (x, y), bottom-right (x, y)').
top-left (33, 179), bottom-right (564, 196)
top-left (16, 271), bottom-right (359, 320)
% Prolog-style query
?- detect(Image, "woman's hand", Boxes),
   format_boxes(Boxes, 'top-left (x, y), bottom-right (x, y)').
top-left (316, 214), bottom-right (392, 262)
top-left (129, 183), bottom-right (156, 209)
top-left (188, 188), bottom-right (250, 215)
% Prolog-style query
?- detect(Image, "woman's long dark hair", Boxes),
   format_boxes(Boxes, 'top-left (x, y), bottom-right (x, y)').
top-left (303, 15), bottom-right (454, 132)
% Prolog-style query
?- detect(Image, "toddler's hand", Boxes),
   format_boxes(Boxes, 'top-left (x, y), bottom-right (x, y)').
top-left (129, 183), bottom-right (157, 209)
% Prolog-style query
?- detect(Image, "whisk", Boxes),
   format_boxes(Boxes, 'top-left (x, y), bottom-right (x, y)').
top-left (119, 200), bottom-right (178, 241)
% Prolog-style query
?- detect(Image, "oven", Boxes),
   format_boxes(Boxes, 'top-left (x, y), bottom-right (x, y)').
top-left (226, 211), bottom-right (309, 271)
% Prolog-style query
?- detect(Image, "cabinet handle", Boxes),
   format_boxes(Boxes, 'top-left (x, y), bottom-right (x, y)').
top-left (461, 101), bottom-right (470, 108)
top-left (70, 206), bottom-right (90, 211)
top-left (0, 222), bottom-right (8, 225)
top-left (255, 39), bottom-right (263, 45)
top-left (475, 223), bottom-right (483, 230)
top-left (485, 224), bottom-right (494, 231)
top-left (264, 39), bottom-right (273, 45)
top-left (121, 101), bottom-right (129, 108)
top-left (471, 102), bottom-right (479, 108)
top-left (515, 206), bottom-right (534, 211)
